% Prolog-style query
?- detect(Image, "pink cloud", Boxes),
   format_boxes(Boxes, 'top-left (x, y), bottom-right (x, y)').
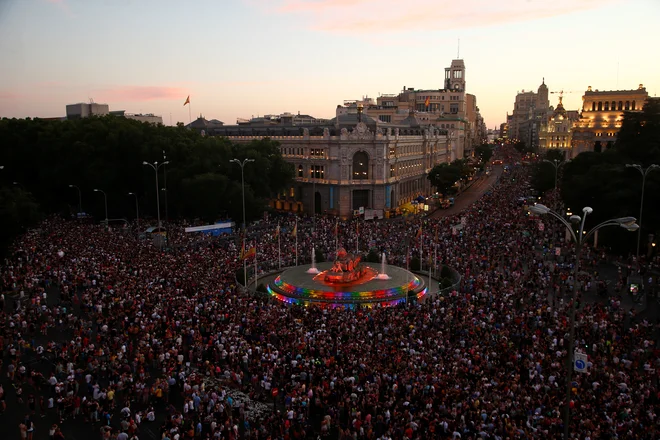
top-left (0, 91), bottom-right (24, 100)
top-left (93, 86), bottom-right (188, 102)
top-left (250, 0), bottom-right (620, 34)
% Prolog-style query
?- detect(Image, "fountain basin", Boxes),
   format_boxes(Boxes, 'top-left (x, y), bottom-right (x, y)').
top-left (267, 262), bottom-right (426, 309)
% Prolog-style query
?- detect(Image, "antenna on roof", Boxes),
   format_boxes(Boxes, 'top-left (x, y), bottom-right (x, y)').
top-left (457, 38), bottom-right (460, 58)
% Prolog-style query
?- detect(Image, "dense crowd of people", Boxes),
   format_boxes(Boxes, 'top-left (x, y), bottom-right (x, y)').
top-left (1, 145), bottom-right (659, 439)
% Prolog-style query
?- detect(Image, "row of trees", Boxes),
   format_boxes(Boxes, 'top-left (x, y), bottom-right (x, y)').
top-left (531, 99), bottom-right (660, 253)
top-left (0, 116), bottom-right (294, 251)
top-left (427, 159), bottom-right (477, 196)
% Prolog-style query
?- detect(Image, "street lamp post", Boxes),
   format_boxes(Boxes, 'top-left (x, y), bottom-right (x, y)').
top-left (542, 159), bottom-right (562, 191)
top-left (93, 189), bottom-right (108, 227)
top-left (528, 203), bottom-right (638, 440)
top-left (626, 163), bottom-right (660, 263)
top-left (128, 192), bottom-right (139, 228)
top-left (143, 161), bottom-right (169, 229)
top-left (230, 158), bottom-right (255, 288)
top-left (69, 184), bottom-right (82, 215)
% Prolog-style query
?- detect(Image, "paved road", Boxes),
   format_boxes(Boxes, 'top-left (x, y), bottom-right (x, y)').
top-left (429, 165), bottom-right (504, 219)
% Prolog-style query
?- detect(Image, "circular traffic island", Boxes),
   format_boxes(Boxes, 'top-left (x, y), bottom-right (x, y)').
top-left (267, 261), bottom-right (427, 309)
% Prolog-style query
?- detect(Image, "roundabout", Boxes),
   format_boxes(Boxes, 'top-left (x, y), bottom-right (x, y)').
top-left (267, 248), bottom-right (427, 308)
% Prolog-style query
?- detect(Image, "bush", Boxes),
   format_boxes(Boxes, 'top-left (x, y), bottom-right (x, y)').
top-left (366, 249), bottom-right (380, 263)
top-left (440, 265), bottom-right (452, 280)
top-left (410, 256), bottom-right (421, 271)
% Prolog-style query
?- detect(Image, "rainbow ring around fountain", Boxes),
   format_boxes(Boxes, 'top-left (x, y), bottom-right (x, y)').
top-left (267, 262), bottom-right (427, 309)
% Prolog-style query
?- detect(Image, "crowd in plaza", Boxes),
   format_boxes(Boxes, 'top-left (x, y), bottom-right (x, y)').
top-left (1, 145), bottom-right (659, 440)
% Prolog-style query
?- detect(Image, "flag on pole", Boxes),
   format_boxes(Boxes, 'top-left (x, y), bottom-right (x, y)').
top-left (274, 224), bottom-right (280, 240)
top-left (424, 96), bottom-right (430, 108)
top-left (291, 223), bottom-right (297, 238)
top-left (416, 225), bottom-right (422, 240)
top-left (243, 246), bottom-right (256, 260)
top-left (239, 239), bottom-right (246, 259)
top-left (183, 95), bottom-right (190, 106)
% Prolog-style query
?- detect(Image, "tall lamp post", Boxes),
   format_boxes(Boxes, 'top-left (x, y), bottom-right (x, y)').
top-left (93, 189), bottom-right (108, 227)
top-left (230, 158), bottom-right (255, 287)
top-left (143, 161), bottom-right (169, 229)
top-left (69, 184), bottom-right (82, 215)
top-left (128, 192), bottom-right (139, 229)
top-left (542, 159), bottom-right (562, 191)
top-left (528, 203), bottom-right (638, 440)
top-left (626, 163), bottom-right (660, 263)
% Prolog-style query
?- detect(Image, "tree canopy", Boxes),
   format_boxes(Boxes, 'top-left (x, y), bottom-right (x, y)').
top-left (0, 115), bottom-right (294, 247)
top-left (427, 159), bottom-right (473, 196)
top-left (561, 98), bottom-right (660, 252)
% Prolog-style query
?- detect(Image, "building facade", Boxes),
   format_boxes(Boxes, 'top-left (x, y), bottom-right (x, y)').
top-left (66, 103), bottom-right (110, 119)
top-left (571, 84), bottom-right (648, 156)
top-left (508, 80), bottom-right (550, 148)
top-left (337, 59), bottom-right (484, 158)
top-left (196, 109), bottom-right (453, 218)
top-left (538, 96), bottom-right (580, 159)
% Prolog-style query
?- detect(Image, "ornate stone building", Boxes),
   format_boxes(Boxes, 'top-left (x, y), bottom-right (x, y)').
top-left (204, 109), bottom-right (452, 218)
top-left (538, 96), bottom-right (580, 158)
top-left (508, 80), bottom-right (550, 148)
top-left (571, 84), bottom-right (648, 156)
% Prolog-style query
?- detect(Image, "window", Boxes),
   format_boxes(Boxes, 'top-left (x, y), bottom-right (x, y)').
top-left (597, 102), bottom-right (602, 111)
top-left (591, 102), bottom-right (596, 111)
top-left (612, 101), bottom-right (616, 110)
top-left (453, 70), bottom-right (462, 79)
top-left (618, 101), bottom-right (623, 110)
top-left (390, 165), bottom-right (395, 177)
top-left (379, 115), bottom-right (391, 123)
top-left (632, 100), bottom-right (636, 110)
top-left (352, 151), bottom-right (369, 180)
top-left (450, 103), bottom-right (459, 114)
top-left (625, 101), bottom-right (630, 110)
top-left (604, 102), bottom-right (609, 111)
top-left (290, 187), bottom-right (295, 197)
top-left (297, 165), bottom-right (303, 177)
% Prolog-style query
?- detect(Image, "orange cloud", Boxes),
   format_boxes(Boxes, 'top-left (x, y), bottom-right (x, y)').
top-left (93, 86), bottom-right (188, 102)
top-left (251, 0), bottom-right (620, 34)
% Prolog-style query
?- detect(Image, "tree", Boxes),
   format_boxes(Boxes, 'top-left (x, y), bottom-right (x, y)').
top-left (0, 115), bottom-right (295, 254)
top-left (561, 99), bottom-right (660, 252)
top-left (475, 144), bottom-right (493, 163)
top-left (427, 160), bottom-right (471, 195)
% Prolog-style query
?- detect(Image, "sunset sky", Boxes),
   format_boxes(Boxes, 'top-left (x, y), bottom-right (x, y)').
top-left (0, 0), bottom-right (658, 128)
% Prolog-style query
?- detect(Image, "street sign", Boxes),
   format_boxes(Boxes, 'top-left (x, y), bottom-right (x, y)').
top-left (574, 351), bottom-right (587, 373)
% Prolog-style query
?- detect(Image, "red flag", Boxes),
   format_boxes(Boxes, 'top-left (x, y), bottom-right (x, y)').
top-left (183, 95), bottom-right (190, 106)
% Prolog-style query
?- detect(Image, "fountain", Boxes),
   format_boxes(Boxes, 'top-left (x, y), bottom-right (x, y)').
top-left (375, 252), bottom-right (392, 280)
top-left (306, 248), bottom-right (320, 274)
top-left (268, 243), bottom-right (427, 308)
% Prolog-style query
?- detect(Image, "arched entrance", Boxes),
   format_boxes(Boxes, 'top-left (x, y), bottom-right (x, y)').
top-left (594, 141), bottom-right (602, 153)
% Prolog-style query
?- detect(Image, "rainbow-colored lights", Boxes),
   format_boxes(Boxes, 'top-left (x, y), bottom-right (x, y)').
top-left (267, 273), bottom-right (426, 309)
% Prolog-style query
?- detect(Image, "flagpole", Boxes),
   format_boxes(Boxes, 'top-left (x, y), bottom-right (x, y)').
top-left (420, 225), bottom-right (423, 272)
top-left (356, 220), bottom-right (359, 254)
top-left (295, 218), bottom-right (298, 266)
top-left (432, 242), bottom-right (437, 294)
top-left (335, 218), bottom-right (338, 258)
top-left (189, 102), bottom-right (192, 125)
top-left (254, 242), bottom-right (258, 289)
top-left (278, 225), bottom-right (281, 270)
